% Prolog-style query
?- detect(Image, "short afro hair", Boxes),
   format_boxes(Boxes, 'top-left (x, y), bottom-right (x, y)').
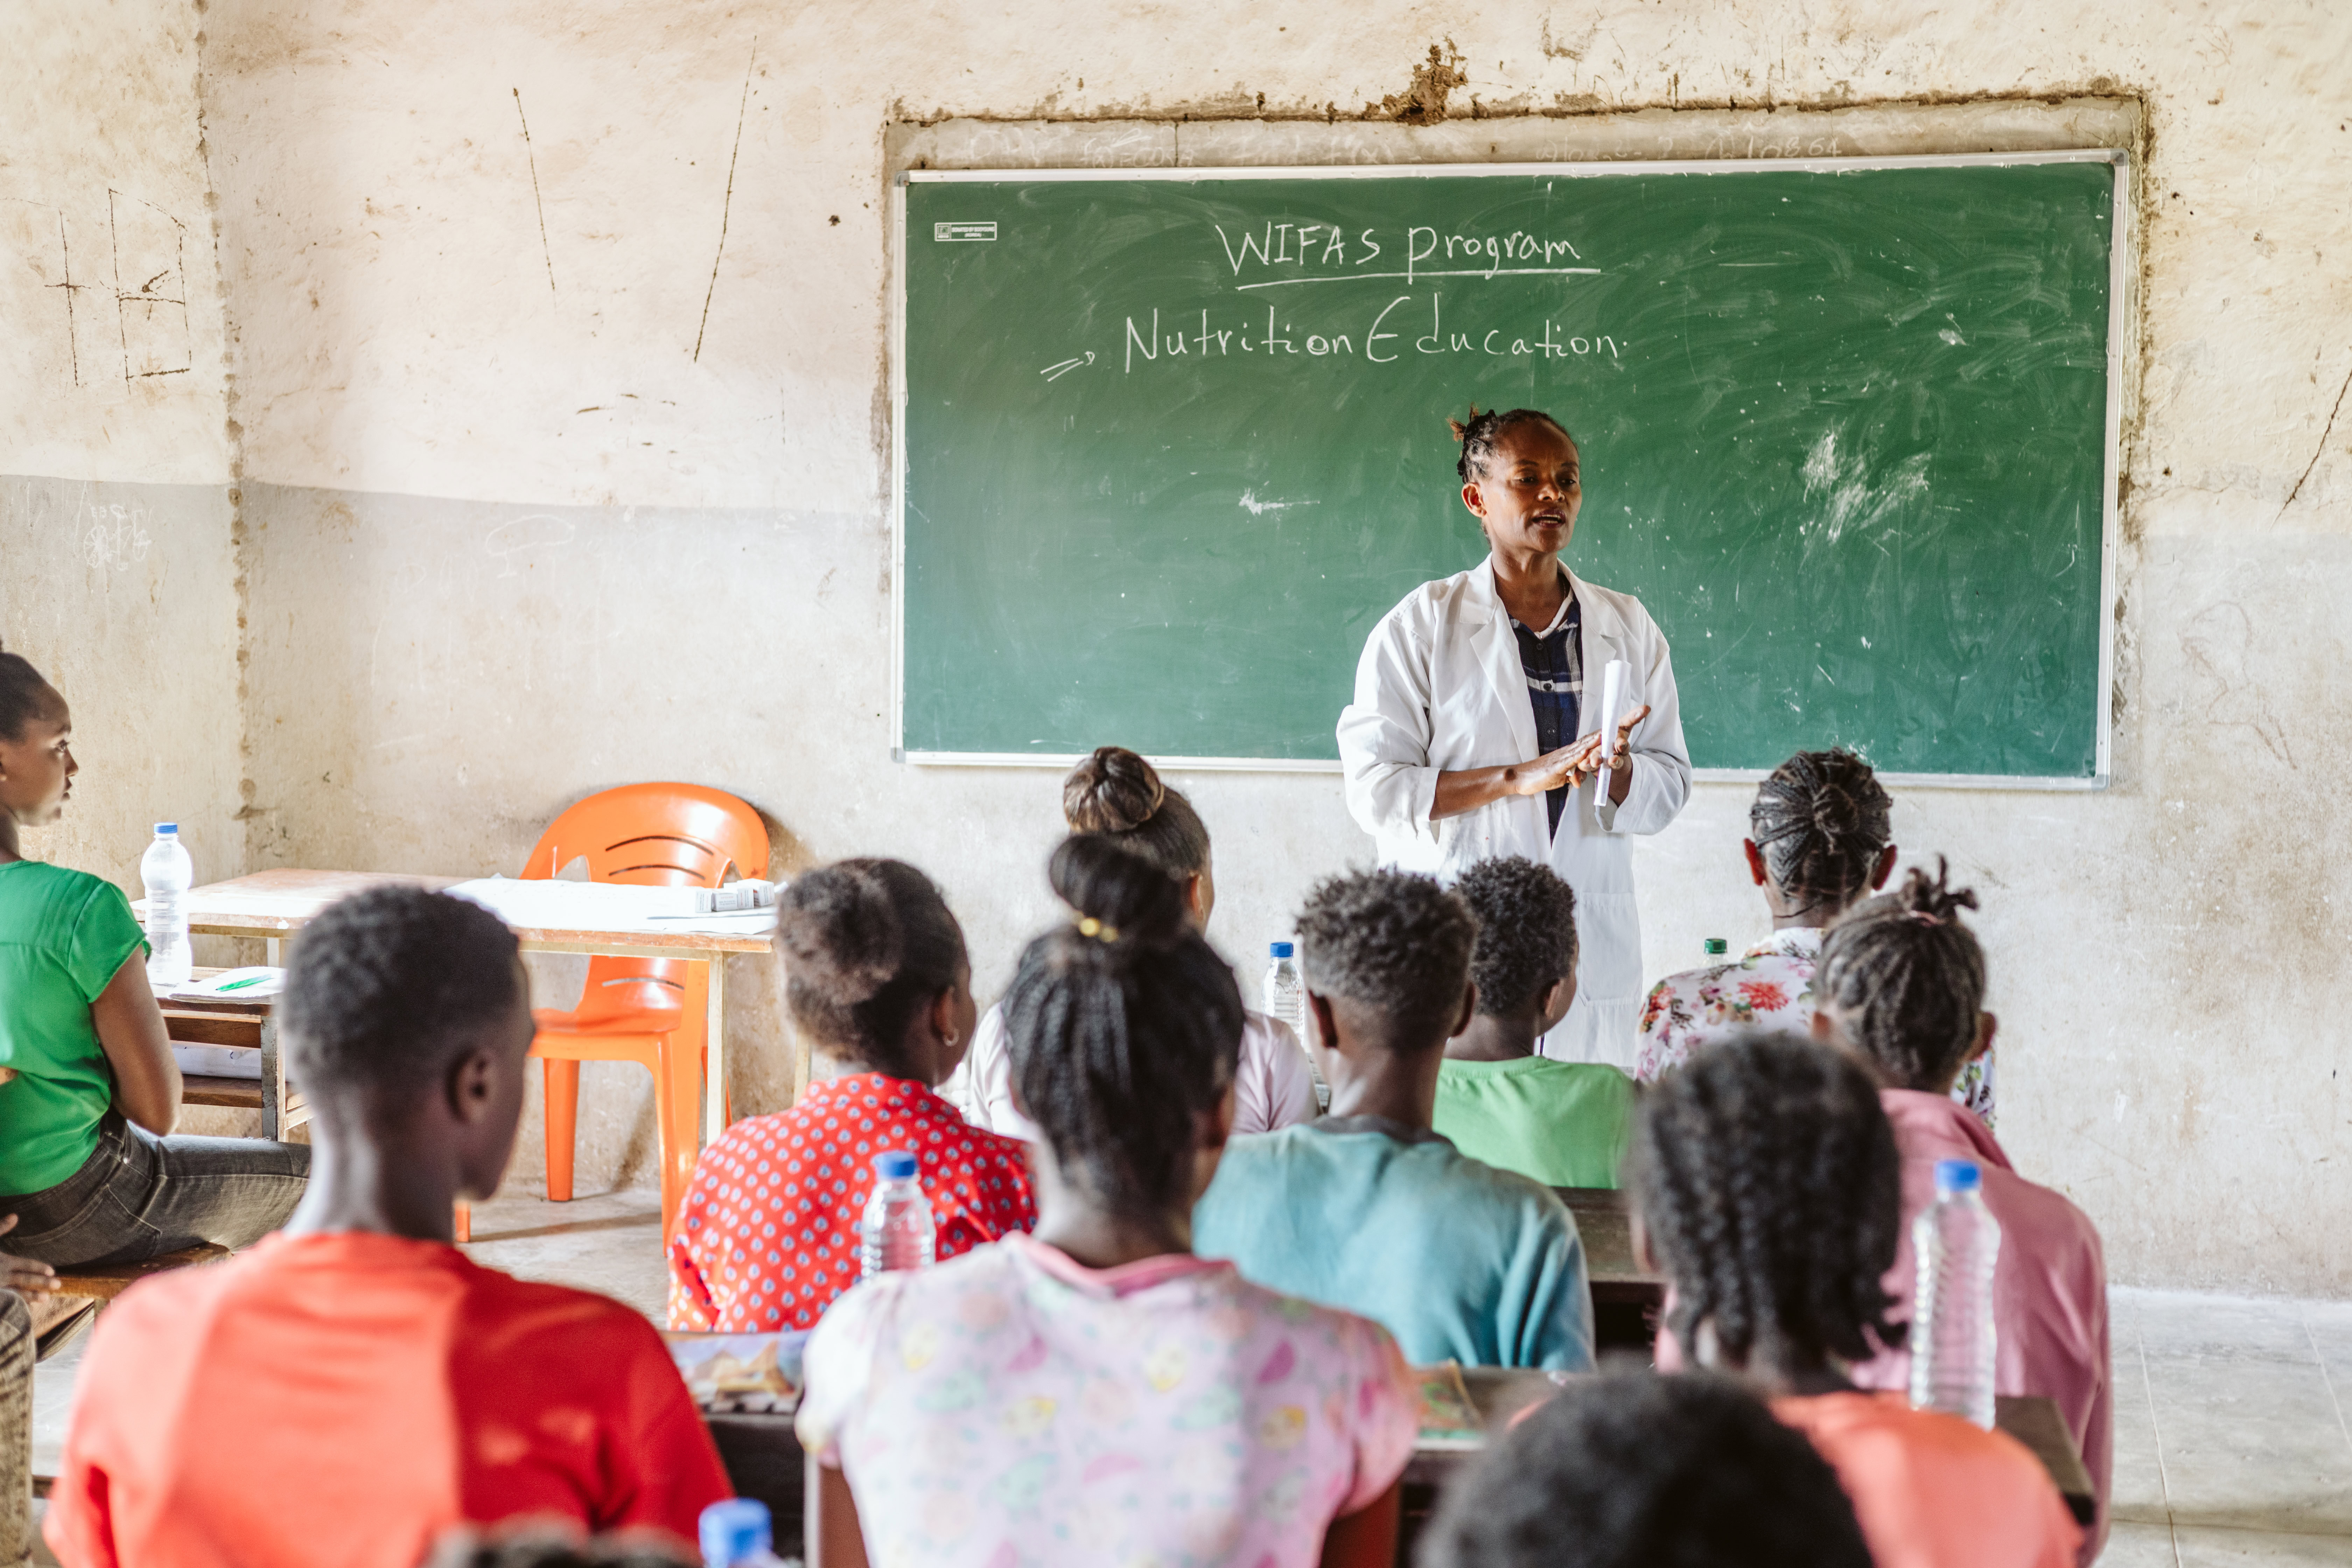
top-left (1455, 856), bottom-right (1578, 1018)
top-left (1422, 1369), bottom-right (1873, 1568)
top-left (1294, 869), bottom-right (1475, 1046)
top-left (1628, 1031), bottom-right (1905, 1371)
top-left (281, 886), bottom-right (523, 1099)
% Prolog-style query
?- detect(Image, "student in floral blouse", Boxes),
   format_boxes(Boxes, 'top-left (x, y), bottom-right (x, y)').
top-left (799, 838), bottom-right (1416, 1568)
top-left (1633, 750), bottom-right (1997, 1125)
top-left (667, 859), bottom-right (1035, 1332)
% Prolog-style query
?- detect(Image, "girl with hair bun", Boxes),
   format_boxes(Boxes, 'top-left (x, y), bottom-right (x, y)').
top-left (953, 746), bottom-right (1317, 1140)
top-left (666, 859), bottom-right (1035, 1333)
top-left (1633, 747), bottom-right (1990, 1123)
top-left (798, 835), bottom-right (1417, 1568)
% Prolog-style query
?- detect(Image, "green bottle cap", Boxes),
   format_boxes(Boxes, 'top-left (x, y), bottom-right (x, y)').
top-left (1703, 938), bottom-right (1728, 955)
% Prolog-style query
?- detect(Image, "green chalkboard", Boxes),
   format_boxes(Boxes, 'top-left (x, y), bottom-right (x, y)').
top-left (897, 155), bottom-right (2121, 779)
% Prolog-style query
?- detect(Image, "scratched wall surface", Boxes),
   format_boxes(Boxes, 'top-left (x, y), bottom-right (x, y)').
top-left (1, 4), bottom-right (241, 938)
top-left (200, 1), bottom-right (2352, 1292)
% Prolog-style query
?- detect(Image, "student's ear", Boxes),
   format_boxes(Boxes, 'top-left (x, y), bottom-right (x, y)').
top-left (1742, 838), bottom-right (1770, 888)
top-left (1970, 1010), bottom-right (1997, 1062)
top-left (1537, 972), bottom-right (1578, 1033)
top-left (1188, 1079), bottom-right (1239, 1206)
top-left (1306, 989), bottom-right (1339, 1056)
top-left (1809, 1007), bottom-right (1838, 1045)
top-left (1871, 843), bottom-right (1899, 890)
top-left (1449, 980), bottom-right (1478, 1041)
top-left (446, 1045), bottom-right (500, 1126)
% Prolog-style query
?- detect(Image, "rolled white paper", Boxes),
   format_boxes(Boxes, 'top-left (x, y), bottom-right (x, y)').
top-left (1594, 658), bottom-right (1631, 784)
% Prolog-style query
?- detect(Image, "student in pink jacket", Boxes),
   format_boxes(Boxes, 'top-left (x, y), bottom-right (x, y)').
top-left (1812, 861), bottom-right (2111, 1564)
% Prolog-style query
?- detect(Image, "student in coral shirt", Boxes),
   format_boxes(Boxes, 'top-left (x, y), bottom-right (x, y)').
top-left (45, 886), bottom-right (730, 1568)
top-left (1814, 863), bottom-right (2112, 1562)
top-left (668, 859), bottom-right (1034, 1332)
top-left (800, 838), bottom-right (1416, 1568)
top-left (1422, 1369), bottom-right (1873, 1568)
top-left (1629, 1034), bottom-right (2079, 1568)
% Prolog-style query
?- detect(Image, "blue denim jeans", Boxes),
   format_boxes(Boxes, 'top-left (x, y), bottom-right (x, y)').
top-left (0, 1113), bottom-right (309, 1270)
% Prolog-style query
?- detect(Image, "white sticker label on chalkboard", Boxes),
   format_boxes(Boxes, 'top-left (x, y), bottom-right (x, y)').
top-left (934, 222), bottom-right (997, 242)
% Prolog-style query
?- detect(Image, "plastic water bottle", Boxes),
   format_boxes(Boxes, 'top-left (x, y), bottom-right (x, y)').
top-left (1264, 941), bottom-right (1326, 1110)
top-left (859, 1151), bottom-right (934, 1278)
top-left (700, 1497), bottom-right (790, 1566)
top-left (140, 824), bottom-right (194, 989)
top-left (1910, 1158), bottom-right (2002, 1428)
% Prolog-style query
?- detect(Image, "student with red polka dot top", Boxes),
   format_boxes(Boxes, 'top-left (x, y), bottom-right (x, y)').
top-left (666, 859), bottom-right (1035, 1332)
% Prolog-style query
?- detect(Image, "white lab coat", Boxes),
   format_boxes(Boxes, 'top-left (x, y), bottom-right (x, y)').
top-left (1336, 558), bottom-right (1691, 1069)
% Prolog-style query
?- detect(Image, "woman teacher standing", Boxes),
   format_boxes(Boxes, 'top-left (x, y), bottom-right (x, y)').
top-left (1337, 407), bottom-right (1690, 1069)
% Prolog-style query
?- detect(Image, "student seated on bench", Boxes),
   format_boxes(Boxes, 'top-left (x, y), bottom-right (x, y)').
top-left (1435, 856), bottom-right (1636, 1188)
top-left (1421, 1369), bottom-right (1874, 1568)
top-left (1193, 869), bottom-right (1593, 1370)
top-left (798, 838), bottom-right (1415, 1568)
top-left (45, 887), bottom-right (731, 1568)
top-left (1815, 862), bottom-right (2112, 1561)
top-left (1631, 1032), bottom-right (2079, 1568)
top-left (0, 648), bottom-right (307, 1273)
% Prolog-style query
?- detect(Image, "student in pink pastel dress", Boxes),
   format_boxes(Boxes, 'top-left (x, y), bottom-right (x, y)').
top-left (1814, 863), bottom-right (2111, 1564)
top-left (1634, 749), bottom-right (1993, 1124)
top-left (799, 838), bottom-right (1418, 1568)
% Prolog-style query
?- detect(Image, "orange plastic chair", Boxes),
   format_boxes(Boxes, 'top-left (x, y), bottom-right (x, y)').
top-left (515, 784), bottom-right (768, 1239)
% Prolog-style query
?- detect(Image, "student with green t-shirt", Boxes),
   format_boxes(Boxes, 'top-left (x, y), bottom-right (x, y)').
top-left (1435, 857), bottom-right (1636, 1189)
top-left (0, 648), bottom-right (308, 1283)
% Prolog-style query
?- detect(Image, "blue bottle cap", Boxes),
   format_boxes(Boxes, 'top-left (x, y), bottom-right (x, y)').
top-left (155, 823), bottom-right (178, 835)
top-left (1934, 1158), bottom-right (1982, 1195)
top-left (699, 1497), bottom-right (772, 1566)
top-left (1270, 941), bottom-right (1295, 958)
top-left (875, 1150), bottom-right (918, 1180)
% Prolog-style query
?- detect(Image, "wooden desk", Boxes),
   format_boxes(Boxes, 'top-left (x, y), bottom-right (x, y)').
top-left (1555, 1186), bottom-right (1663, 1351)
top-left (160, 968), bottom-right (306, 1139)
top-left (158, 869), bottom-right (780, 1142)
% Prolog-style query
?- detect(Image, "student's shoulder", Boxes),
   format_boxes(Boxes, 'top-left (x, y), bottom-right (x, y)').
top-left (456, 1255), bottom-right (671, 1357)
top-left (1428, 1138), bottom-right (1576, 1218)
top-left (1, 860), bottom-right (131, 924)
top-left (1213, 1265), bottom-right (1410, 1366)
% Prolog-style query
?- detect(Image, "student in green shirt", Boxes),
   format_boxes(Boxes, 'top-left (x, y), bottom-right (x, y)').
top-left (1193, 870), bottom-right (1592, 1371)
top-left (0, 649), bottom-right (307, 1281)
top-left (1435, 857), bottom-right (1636, 1189)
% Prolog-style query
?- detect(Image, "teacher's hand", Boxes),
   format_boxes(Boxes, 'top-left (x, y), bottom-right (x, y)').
top-left (1428, 703), bottom-right (1654, 821)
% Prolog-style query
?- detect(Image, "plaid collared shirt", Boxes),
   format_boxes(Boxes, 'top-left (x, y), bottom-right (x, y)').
top-left (1510, 588), bottom-right (1582, 839)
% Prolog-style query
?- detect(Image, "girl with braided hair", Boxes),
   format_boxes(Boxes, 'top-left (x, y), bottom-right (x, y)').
top-left (798, 836), bottom-right (1418, 1568)
top-left (1338, 406), bottom-right (1690, 1070)
top-left (1629, 1032), bottom-right (2081, 1568)
top-left (666, 859), bottom-right (1035, 1333)
top-left (952, 745), bottom-right (1316, 1140)
top-left (1819, 862), bottom-right (2112, 1562)
top-left (1634, 747), bottom-right (1998, 1123)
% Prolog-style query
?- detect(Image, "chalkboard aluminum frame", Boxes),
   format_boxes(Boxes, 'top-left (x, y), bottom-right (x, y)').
top-left (890, 148), bottom-right (2131, 790)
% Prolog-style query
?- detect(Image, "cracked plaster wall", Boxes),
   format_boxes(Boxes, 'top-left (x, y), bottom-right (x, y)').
top-left (44, 0), bottom-right (2351, 1288)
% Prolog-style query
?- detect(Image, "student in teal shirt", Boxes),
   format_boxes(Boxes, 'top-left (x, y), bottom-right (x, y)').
top-left (1193, 870), bottom-right (1592, 1371)
top-left (1435, 857), bottom-right (1636, 1189)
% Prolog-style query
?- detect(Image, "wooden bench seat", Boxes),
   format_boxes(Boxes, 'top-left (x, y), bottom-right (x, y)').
top-left (50, 1243), bottom-right (231, 1303)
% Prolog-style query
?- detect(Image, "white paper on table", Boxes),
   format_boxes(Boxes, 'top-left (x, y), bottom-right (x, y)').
top-left (442, 877), bottom-right (776, 936)
top-left (1592, 658), bottom-right (1631, 785)
top-left (166, 966), bottom-right (286, 1001)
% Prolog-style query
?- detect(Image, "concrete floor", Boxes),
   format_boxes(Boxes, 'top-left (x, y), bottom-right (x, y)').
top-left (28, 1189), bottom-right (2352, 1564)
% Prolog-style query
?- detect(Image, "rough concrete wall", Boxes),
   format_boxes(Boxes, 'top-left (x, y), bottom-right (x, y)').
top-left (202, 0), bottom-right (2352, 1294)
top-left (1, 2), bottom-right (240, 901)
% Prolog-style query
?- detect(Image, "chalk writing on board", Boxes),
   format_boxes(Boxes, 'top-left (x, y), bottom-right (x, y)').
top-left (1040, 351), bottom-right (1094, 382)
top-left (85, 505), bottom-right (153, 572)
top-left (1213, 222), bottom-right (1590, 286)
top-left (1120, 300), bottom-right (1619, 373)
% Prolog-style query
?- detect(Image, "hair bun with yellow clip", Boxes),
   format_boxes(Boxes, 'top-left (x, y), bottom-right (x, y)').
top-left (1074, 914), bottom-right (1121, 944)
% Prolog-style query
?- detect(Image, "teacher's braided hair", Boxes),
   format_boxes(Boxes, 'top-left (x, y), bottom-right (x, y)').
top-left (1448, 405), bottom-right (1574, 481)
top-left (1815, 858), bottom-right (1987, 1094)
top-left (1629, 1032), bottom-right (1906, 1371)
top-left (1003, 835), bottom-right (1244, 1215)
top-left (0, 642), bottom-right (57, 742)
top-left (1748, 748), bottom-right (1891, 918)
top-left (778, 858), bottom-right (966, 1078)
